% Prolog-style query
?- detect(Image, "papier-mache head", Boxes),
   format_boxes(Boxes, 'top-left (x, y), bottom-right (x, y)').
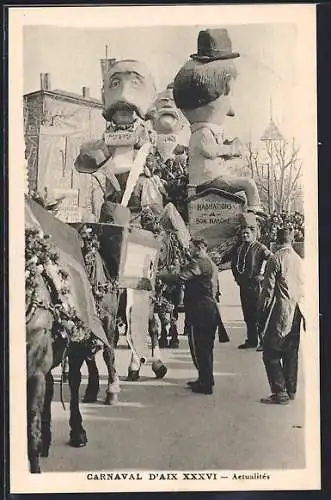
top-left (173, 29), bottom-right (239, 125)
top-left (149, 83), bottom-right (186, 135)
top-left (102, 59), bottom-right (157, 125)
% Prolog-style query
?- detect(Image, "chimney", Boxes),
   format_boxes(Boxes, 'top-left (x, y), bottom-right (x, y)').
top-left (40, 73), bottom-right (51, 90)
top-left (40, 73), bottom-right (45, 90)
top-left (44, 73), bottom-right (51, 90)
top-left (82, 86), bottom-right (90, 98)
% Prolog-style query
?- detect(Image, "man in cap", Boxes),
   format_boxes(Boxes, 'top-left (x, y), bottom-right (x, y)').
top-left (158, 237), bottom-right (219, 394)
top-left (259, 227), bottom-right (304, 405)
top-left (231, 214), bottom-right (271, 349)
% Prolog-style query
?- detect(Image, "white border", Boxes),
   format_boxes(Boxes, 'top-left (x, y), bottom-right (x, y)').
top-left (9, 4), bottom-right (319, 493)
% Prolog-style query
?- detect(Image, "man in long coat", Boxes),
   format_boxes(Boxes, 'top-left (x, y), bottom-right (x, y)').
top-left (258, 227), bottom-right (304, 405)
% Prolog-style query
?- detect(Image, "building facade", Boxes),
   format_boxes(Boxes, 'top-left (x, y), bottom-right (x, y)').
top-left (24, 73), bottom-right (106, 222)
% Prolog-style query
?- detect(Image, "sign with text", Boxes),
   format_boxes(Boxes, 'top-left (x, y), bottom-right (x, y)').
top-left (104, 130), bottom-right (137, 147)
top-left (52, 188), bottom-right (81, 223)
top-left (188, 188), bottom-right (244, 250)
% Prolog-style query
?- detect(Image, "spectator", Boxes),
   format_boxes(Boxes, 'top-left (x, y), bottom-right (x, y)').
top-left (259, 227), bottom-right (304, 405)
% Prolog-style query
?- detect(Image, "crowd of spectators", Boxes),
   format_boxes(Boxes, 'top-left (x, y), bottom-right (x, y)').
top-left (143, 150), bottom-right (305, 248)
top-left (259, 210), bottom-right (304, 246)
top-left (146, 148), bottom-right (189, 221)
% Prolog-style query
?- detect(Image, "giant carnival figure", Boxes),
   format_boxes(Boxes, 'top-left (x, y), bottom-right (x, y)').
top-left (25, 196), bottom-right (119, 473)
top-left (146, 85), bottom-right (191, 347)
top-left (75, 57), bottom-right (184, 381)
top-left (173, 28), bottom-right (264, 265)
top-left (149, 83), bottom-right (189, 221)
top-left (150, 83), bottom-right (188, 164)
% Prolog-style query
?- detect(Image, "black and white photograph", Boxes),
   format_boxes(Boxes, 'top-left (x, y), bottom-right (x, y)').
top-left (8, 4), bottom-right (319, 494)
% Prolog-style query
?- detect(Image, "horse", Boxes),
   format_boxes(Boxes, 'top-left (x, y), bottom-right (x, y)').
top-left (156, 227), bottom-right (188, 348)
top-left (76, 225), bottom-right (120, 405)
top-left (25, 198), bottom-right (116, 473)
top-left (26, 266), bottom-right (97, 472)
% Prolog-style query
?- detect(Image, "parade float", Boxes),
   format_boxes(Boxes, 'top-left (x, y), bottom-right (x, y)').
top-left (173, 28), bottom-right (264, 266)
top-left (74, 55), bottom-right (191, 374)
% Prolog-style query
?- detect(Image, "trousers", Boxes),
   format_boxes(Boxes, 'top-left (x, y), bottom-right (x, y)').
top-left (189, 300), bottom-right (218, 389)
top-left (262, 307), bottom-right (302, 395)
top-left (239, 282), bottom-right (260, 346)
top-left (263, 333), bottom-right (300, 395)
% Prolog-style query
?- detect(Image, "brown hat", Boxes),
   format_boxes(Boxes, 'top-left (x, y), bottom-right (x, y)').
top-left (190, 29), bottom-right (240, 62)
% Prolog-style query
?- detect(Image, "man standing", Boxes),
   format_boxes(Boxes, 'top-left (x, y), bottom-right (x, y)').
top-left (259, 228), bottom-right (304, 405)
top-left (231, 217), bottom-right (271, 349)
top-left (158, 238), bottom-right (219, 394)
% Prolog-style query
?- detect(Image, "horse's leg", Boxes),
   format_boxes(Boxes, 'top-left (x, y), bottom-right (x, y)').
top-left (114, 324), bottom-right (120, 349)
top-left (158, 310), bottom-right (169, 348)
top-left (168, 307), bottom-right (180, 348)
top-left (27, 371), bottom-right (46, 473)
top-left (149, 312), bottom-right (168, 379)
top-left (83, 356), bottom-right (100, 403)
top-left (100, 294), bottom-right (121, 404)
top-left (68, 344), bottom-right (87, 448)
top-left (103, 345), bottom-right (120, 405)
top-left (40, 370), bottom-right (54, 457)
top-left (26, 322), bottom-right (53, 474)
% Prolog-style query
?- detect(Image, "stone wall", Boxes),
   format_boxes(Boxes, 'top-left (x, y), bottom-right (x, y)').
top-left (24, 91), bottom-right (106, 222)
top-left (24, 93), bottom-right (43, 193)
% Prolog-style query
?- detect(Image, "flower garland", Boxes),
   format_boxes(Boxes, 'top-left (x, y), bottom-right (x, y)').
top-left (25, 228), bottom-right (92, 344)
top-left (152, 279), bottom-right (175, 315)
top-left (79, 225), bottom-right (119, 317)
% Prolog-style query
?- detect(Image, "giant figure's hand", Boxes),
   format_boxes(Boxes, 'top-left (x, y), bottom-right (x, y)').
top-left (75, 139), bottom-right (112, 174)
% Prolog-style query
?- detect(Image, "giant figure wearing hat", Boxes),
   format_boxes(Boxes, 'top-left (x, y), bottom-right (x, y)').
top-left (74, 58), bottom-right (169, 380)
top-left (173, 29), bottom-right (262, 214)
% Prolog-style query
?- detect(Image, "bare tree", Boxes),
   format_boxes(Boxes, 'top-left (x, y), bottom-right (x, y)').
top-left (243, 138), bottom-right (302, 213)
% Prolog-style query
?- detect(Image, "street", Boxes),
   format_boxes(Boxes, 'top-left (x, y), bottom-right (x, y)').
top-left (43, 272), bottom-right (305, 472)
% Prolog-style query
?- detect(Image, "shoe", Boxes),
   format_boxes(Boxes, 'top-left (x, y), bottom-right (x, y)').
top-left (152, 361), bottom-right (167, 379)
top-left (159, 337), bottom-right (168, 348)
top-left (260, 394), bottom-right (290, 405)
top-left (288, 392), bottom-right (296, 400)
top-left (192, 385), bottom-right (213, 395)
top-left (126, 369), bottom-right (140, 381)
top-left (187, 379), bottom-right (200, 387)
top-left (82, 393), bottom-right (99, 403)
top-left (238, 342), bottom-right (257, 349)
top-left (169, 338), bottom-right (180, 348)
top-left (187, 379), bottom-right (215, 387)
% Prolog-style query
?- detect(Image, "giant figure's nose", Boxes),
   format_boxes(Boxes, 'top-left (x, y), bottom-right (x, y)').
top-left (116, 76), bottom-right (140, 104)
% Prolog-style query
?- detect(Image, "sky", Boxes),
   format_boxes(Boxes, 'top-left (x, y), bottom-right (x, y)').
top-left (23, 23), bottom-right (300, 147)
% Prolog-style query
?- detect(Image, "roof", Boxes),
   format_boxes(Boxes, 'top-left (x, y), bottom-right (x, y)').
top-left (260, 119), bottom-right (284, 141)
top-left (24, 88), bottom-right (103, 107)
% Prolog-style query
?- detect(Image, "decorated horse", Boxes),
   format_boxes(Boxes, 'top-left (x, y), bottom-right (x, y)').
top-left (25, 196), bottom-right (118, 473)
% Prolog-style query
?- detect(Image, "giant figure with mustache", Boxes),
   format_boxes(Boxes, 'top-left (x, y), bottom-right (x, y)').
top-left (75, 58), bottom-right (168, 381)
top-left (75, 59), bottom-right (157, 211)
